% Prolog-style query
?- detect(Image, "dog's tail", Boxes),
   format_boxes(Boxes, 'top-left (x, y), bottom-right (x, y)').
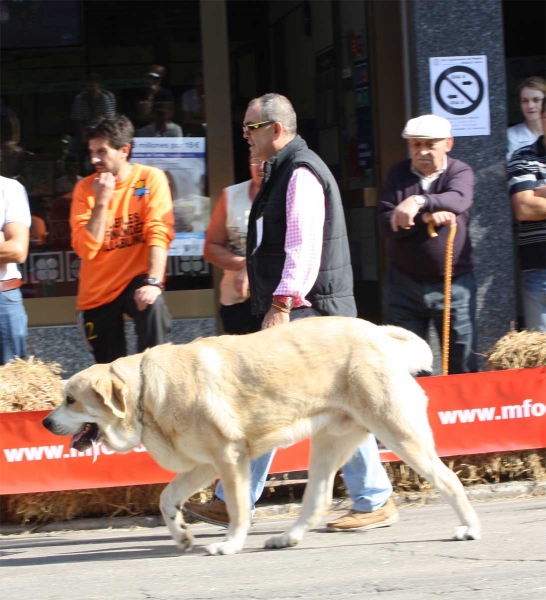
top-left (380, 325), bottom-right (433, 375)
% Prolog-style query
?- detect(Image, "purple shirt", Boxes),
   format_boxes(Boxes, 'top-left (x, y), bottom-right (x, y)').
top-left (377, 157), bottom-right (474, 282)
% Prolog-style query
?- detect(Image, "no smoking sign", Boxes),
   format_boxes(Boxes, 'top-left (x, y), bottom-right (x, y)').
top-left (430, 56), bottom-right (490, 136)
top-left (434, 66), bottom-right (484, 115)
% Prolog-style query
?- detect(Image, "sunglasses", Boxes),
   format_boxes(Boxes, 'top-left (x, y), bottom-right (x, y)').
top-left (243, 120), bottom-right (274, 135)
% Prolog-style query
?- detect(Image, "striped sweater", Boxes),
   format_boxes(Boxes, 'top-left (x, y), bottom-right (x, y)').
top-left (507, 136), bottom-right (546, 271)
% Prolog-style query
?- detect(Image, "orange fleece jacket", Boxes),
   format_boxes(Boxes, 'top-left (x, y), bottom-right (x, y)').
top-left (70, 163), bottom-right (175, 310)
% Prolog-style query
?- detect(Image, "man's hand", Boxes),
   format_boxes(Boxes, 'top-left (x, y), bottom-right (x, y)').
top-left (234, 268), bottom-right (249, 298)
top-left (534, 185), bottom-right (546, 199)
top-left (134, 285), bottom-right (162, 311)
top-left (261, 306), bottom-right (290, 330)
top-left (390, 195), bottom-right (421, 232)
top-left (421, 211), bottom-right (457, 226)
top-left (92, 172), bottom-right (116, 206)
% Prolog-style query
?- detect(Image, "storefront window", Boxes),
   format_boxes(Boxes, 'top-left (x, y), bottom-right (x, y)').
top-left (0, 0), bottom-right (211, 298)
top-left (337, 0), bottom-right (374, 191)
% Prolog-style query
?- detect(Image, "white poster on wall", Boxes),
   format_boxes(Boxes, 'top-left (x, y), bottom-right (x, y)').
top-left (131, 138), bottom-right (209, 256)
top-left (429, 55), bottom-right (490, 137)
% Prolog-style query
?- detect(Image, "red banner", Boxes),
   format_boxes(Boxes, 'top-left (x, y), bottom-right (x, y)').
top-left (1, 368), bottom-right (545, 495)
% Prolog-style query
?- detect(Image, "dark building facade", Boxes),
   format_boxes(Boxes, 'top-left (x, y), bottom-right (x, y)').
top-left (1, 0), bottom-right (543, 374)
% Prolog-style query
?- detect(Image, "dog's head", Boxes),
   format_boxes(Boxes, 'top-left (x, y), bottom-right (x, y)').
top-left (42, 355), bottom-right (143, 454)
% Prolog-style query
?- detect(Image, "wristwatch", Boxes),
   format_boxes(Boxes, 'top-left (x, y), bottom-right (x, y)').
top-left (413, 195), bottom-right (426, 209)
top-left (145, 277), bottom-right (164, 290)
top-left (272, 295), bottom-right (294, 313)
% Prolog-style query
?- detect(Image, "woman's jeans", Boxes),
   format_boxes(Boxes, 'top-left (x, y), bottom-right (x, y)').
top-left (0, 288), bottom-right (28, 365)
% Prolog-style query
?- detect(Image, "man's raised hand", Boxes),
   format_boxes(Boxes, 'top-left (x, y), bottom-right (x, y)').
top-left (92, 172), bottom-right (116, 206)
top-left (390, 195), bottom-right (421, 231)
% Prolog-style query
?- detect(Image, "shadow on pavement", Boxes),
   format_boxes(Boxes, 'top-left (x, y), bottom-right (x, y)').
top-left (1, 535), bottom-right (460, 567)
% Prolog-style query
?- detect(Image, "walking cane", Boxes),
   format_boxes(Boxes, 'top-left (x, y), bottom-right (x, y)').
top-left (427, 220), bottom-right (457, 375)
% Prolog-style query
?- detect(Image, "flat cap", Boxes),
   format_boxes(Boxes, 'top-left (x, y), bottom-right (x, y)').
top-left (402, 115), bottom-right (452, 139)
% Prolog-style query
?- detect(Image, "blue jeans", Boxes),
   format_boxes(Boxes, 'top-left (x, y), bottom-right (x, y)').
top-left (384, 267), bottom-right (477, 374)
top-left (521, 269), bottom-right (546, 332)
top-left (216, 306), bottom-right (393, 513)
top-left (216, 434), bottom-right (392, 513)
top-left (0, 288), bottom-right (28, 365)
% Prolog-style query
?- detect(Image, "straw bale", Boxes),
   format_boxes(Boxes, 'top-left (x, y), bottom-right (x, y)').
top-left (0, 357), bottom-right (64, 413)
top-left (0, 484), bottom-right (215, 527)
top-left (1, 485), bottom-right (164, 526)
top-left (388, 450), bottom-right (545, 491)
top-left (486, 330), bottom-right (546, 371)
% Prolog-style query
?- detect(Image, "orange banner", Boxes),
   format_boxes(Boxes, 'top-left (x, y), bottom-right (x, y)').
top-left (1, 368), bottom-right (545, 495)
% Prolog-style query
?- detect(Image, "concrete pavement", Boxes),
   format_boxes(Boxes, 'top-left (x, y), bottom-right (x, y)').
top-left (1, 497), bottom-right (545, 600)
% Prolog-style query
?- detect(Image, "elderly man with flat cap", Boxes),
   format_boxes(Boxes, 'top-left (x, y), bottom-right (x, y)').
top-left (377, 115), bottom-right (477, 374)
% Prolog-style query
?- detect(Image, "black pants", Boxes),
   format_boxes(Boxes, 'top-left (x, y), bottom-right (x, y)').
top-left (78, 275), bottom-right (172, 364)
top-left (384, 267), bottom-right (477, 374)
top-left (219, 299), bottom-right (263, 335)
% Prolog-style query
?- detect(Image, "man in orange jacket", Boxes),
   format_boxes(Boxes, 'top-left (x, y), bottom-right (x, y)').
top-left (70, 114), bottom-right (174, 363)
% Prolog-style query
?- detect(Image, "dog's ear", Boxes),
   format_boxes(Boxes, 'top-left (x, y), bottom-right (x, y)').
top-left (92, 376), bottom-right (128, 419)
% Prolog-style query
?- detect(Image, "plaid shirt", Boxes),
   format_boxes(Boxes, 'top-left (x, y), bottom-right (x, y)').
top-left (273, 167), bottom-right (325, 307)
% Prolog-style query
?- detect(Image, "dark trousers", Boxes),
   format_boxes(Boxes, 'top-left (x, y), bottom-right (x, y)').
top-left (219, 299), bottom-right (263, 335)
top-left (384, 267), bottom-right (477, 374)
top-left (78, 274), bottom-right (172, 364)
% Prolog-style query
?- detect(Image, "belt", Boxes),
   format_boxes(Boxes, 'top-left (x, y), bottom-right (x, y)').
top-left (0, 279), bottom-right (23, 292)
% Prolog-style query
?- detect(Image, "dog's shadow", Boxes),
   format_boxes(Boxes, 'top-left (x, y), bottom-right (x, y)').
top-left (0, 529), bottom-right (286, 566)
top-left (1, 532), bottom-right (457, 566)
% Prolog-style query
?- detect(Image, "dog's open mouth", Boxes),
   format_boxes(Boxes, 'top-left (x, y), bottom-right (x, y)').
top-left (70, 423), bottom-right (100, 451)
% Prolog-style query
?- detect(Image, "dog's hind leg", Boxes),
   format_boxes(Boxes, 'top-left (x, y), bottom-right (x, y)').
top-left (205, 441), bottom-right (252, 556)
top-left (265, 426), bottom-right (367, 549)
top-left (375, 424), bottom-right (481, 540)
top-left (160, 464), bottom-right (216, 552)
top-left (368, 383), bottom-right (481, 541)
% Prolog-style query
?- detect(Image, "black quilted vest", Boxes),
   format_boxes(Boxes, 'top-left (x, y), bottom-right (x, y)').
top-left (246, 135), bottom-right (356, 317)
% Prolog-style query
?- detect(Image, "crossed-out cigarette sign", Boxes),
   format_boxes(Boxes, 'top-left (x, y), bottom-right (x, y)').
top-left (430, 56), bottom-right (490, 137)
top-left (434, 66), bottom-right (484, 116)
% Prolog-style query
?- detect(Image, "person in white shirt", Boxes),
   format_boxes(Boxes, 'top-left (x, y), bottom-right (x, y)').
top-left (507, 76), bottom-right (546, 159)
top-left (204, 157), bottom-right (264, 334)
top-left (0, 176), bottom-right (31, 364)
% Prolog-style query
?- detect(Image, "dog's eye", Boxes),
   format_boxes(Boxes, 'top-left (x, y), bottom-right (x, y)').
top-left (66, 396), bottom-right (76, 405)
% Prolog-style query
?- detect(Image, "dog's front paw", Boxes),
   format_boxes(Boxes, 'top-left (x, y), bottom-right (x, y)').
top-left (265, 532), bottom-right (301, 549)
top-left (205, 541), bottom-right (242, 556)
top-left (454, 525), bottom-right (481, 541)
top-left (173, 530), bottom-right (195, 552)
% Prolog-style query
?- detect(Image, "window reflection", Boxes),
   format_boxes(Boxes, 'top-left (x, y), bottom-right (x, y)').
top-left (0, 0), bottom-right (211, 299)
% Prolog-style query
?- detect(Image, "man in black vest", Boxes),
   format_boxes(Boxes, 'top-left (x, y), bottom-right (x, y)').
top-left (185, 94), bottom-right (398, 532)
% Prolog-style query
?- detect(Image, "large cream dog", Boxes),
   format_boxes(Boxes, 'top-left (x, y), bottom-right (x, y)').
top-left (43, 317), bottom-right (481, 555)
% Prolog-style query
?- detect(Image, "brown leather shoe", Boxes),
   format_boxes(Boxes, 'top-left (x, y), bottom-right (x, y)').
top-left (326, 497), bottom-right (399, 531)
top-left (183, 495), bottom-right (229, 528)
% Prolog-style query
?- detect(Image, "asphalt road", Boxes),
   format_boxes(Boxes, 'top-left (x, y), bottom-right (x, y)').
top-left (1, 498), bottom-right (545, 600)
